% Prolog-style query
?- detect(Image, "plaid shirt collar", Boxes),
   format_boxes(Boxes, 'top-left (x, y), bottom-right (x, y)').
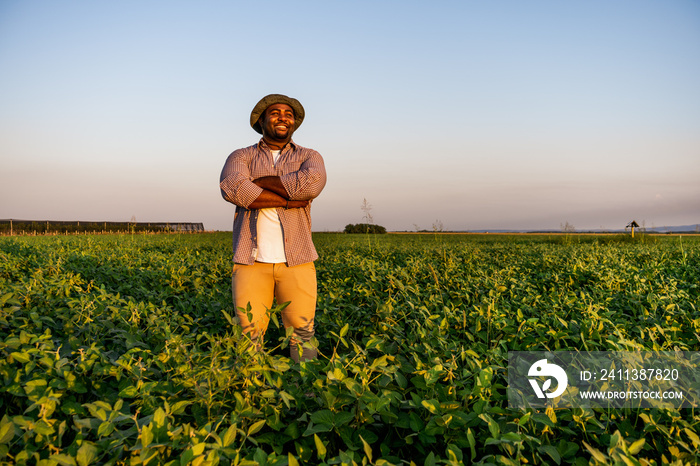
top-left (256, 139), bottom-right (298, 152)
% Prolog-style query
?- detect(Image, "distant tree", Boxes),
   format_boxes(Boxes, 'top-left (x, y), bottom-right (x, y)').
top-left (344, 223), bottom-right (386, 234)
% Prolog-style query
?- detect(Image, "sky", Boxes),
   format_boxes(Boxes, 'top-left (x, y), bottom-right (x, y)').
top-left (1, 0), bottom-right (698, 232)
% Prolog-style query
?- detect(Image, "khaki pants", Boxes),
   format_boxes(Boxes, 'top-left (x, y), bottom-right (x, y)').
top-left (231, 261), bottom-right (317, 361)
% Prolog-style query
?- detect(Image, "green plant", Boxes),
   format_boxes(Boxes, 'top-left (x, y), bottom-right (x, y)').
top-left (0, 233), bottom-right (698, 464)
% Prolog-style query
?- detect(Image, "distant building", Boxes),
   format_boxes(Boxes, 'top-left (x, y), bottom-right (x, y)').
top-left (150, 222), bottom-right (205, 232)
top-left (0, 219), bottom-right (205, 234)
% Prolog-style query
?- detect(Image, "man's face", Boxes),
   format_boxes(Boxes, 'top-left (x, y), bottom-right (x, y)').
top-left (260, 103), bottom-right (295, 142)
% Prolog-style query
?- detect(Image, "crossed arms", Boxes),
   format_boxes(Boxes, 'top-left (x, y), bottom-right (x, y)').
top-left (248, 176), bottom-right (309, 209)
top-left (219, 147), bottom-right (326, 210)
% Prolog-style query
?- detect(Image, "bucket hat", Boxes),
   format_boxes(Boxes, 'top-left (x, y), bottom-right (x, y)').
top-left (250, 94), bottom-right (305, 134)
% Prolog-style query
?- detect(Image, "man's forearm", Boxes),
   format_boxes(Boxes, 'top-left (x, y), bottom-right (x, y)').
top-left (253, 176), bottom-right (289, 199)
top-left (247, 189), bottom-right (309, 210)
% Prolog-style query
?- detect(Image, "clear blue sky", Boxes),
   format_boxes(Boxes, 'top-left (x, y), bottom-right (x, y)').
top-left (1, 0), bottom-right (698, 231)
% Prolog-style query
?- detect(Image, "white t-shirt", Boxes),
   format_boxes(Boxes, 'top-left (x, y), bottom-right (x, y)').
top-left (255, 150), bottom-right (286, 263)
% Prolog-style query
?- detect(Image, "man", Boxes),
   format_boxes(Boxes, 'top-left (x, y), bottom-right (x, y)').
top-left (219, 94), bottom-right (326, 362)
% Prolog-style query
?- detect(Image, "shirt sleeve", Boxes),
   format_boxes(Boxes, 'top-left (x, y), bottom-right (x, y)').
top-left (219, 149), bottom-right (264, 208)
top-left (280, 150), bottom-right (327, 201)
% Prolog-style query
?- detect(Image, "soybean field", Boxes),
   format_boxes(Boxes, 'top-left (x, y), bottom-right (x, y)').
top-left (1, 232), bottom-right (699, 465)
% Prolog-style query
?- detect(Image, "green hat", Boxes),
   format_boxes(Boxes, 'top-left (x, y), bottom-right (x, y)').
top-left (250, 94), bottom-right (305, 134)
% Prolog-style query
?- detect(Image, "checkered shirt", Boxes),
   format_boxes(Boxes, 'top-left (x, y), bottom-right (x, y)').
top-left (219, 139), bottom-right (326, 266)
